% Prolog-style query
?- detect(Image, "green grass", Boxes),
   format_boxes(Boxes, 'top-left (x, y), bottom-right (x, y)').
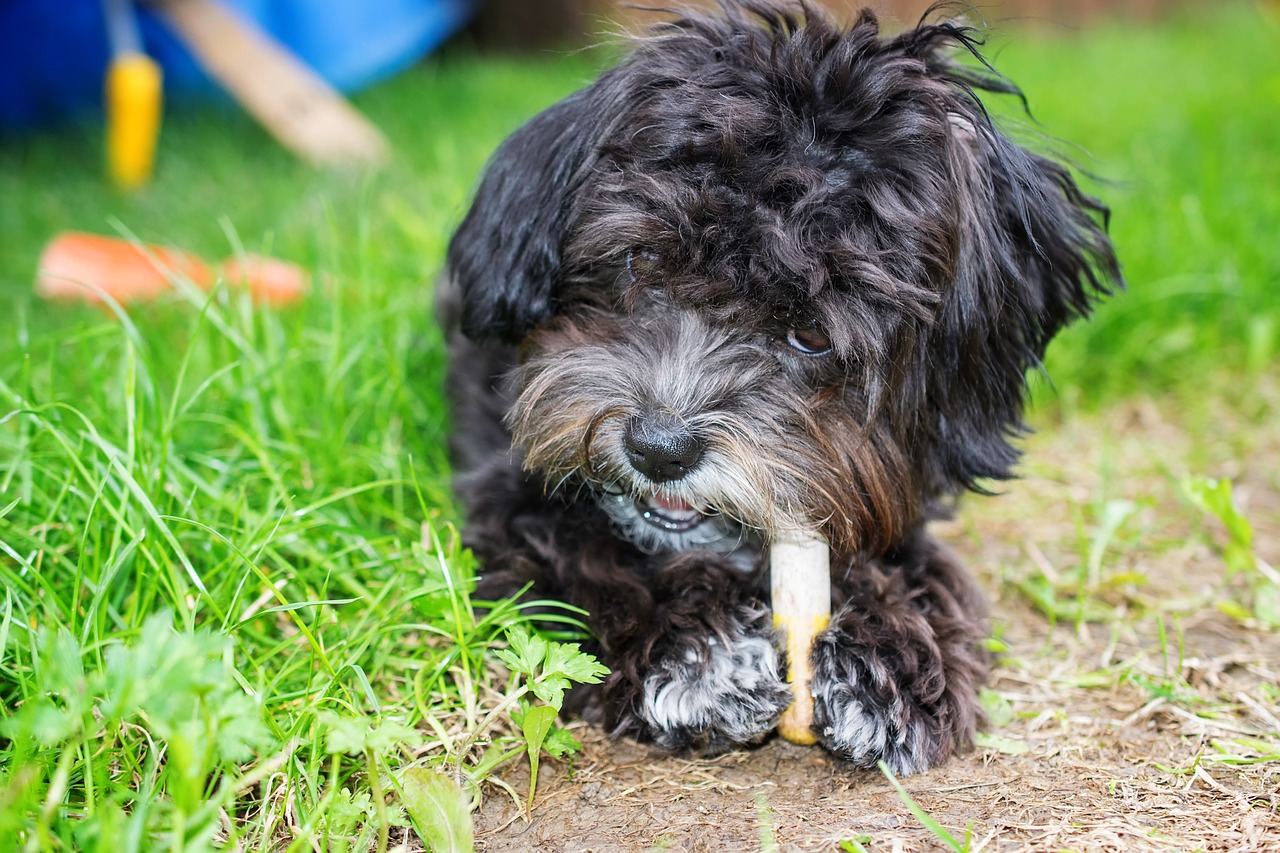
top-left (0, 51), bottom-right (606, 852)
top-left (979, 6), bottom-right (1280, 404)
top-left (0, 3), bottom-right (1276, 850)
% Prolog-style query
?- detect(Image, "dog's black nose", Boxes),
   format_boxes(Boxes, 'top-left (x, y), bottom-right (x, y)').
top-left (623, 415), bottom-right (704, 482)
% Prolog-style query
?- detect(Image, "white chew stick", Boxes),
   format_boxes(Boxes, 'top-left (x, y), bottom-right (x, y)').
top-left (770, 534), bottom-right (831, 745)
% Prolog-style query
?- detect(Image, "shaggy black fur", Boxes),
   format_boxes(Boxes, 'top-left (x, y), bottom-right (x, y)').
top-left (438, 0), bottom-right (1120, 774)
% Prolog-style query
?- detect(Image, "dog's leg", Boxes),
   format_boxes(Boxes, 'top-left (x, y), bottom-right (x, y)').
top-left (810, 532), bottom-right (988, 775)
top-left (605, 555), bottom-right (792, 753)
top-left (456, 458), bottom-right (789, 752)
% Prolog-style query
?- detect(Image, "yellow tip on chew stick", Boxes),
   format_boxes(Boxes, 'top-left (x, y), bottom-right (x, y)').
top-left (106, 51), bottom-right (163, 189)
top-left (770, 534), bottom-right (830, 745)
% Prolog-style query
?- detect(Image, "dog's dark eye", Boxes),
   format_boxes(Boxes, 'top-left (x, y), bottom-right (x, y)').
top-left (786, 328), bottom-right (832, 355)
top-left (625, 249), bottom-right (660, 280)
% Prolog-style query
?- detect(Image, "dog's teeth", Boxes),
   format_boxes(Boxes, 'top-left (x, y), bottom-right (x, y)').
top-left (636, 495), bottom-right (706, 531)
top-left (651, 494), bottom-right (695, 513)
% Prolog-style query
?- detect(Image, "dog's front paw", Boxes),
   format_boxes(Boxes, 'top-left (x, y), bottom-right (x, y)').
top-left (809, 626), bottom-right (973, 776)
top-left (638, 619), bottom-right (791, 753)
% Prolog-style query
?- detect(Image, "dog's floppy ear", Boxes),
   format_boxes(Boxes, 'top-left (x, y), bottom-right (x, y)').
top-left (901, 23), bottom-right (1122, 490)
top-left (447, 84), bottom-right (614, 343)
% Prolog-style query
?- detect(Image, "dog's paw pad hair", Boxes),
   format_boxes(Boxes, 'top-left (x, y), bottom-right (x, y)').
top-left (810, 670), bottom-right (933, 775)
top-left (809, 632), bottom-right (952, 775)
top-left (638, 629), bottom-right (790, 753)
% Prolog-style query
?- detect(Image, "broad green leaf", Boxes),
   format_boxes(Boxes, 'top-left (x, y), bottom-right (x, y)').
top-left (531, 672), bottom-right (571, 708)
top-left (978, 688), bottom-right (1014, 729)
top-left (544, 642), bottom-right (608, 685)
top-left (400, 767), bottom-right (474, 853)
top-left (542, 725), bottom-right (581, 759)
top-left (1252, 579), bottom-right (1280, 629)
top-left (318, 712), bottom-right (421, 756)
top-left (1183, 477), bottom-right (1256, 570)
top-left (521, 705), bottom-right (558, 813)
top-left (501, 626), bottom-right (548, 675)
top-left (975, 731), bottom-right (1029, 755)
top-left (1216, 600), bottom-right (1253, 622)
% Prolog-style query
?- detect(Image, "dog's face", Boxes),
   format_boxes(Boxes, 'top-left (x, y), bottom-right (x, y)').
top-left (506, 287), bottom-right (921, 563)
top-left (447, 2), bottom-right (1120, 560)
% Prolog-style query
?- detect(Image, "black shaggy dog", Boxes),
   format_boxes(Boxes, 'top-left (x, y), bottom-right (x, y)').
top-left (438, 0), bottom-right (1120, 774)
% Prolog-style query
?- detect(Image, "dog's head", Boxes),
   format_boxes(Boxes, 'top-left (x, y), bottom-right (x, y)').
top-left (446, 1), bottom-right (1120, 559)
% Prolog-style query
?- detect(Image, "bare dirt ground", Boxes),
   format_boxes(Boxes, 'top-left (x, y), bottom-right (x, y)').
top-left (473, 388), bottom-right (1280, 852)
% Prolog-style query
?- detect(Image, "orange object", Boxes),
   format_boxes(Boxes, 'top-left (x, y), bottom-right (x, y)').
top-left (36, 232), bottom-right (307, 307)
top-left (37, 231), bottom-right (209, 303)
top-left (219, 253), bottom-right (308, 305)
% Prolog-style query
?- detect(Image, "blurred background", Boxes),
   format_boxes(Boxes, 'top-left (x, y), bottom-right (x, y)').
top-left (1, 0), bottom-right (1274, 406)
top-left (0, 0), bottom-right (1210, 131)
top-left (474, 0), bottom-right (1190, 47)
top-left (0, 0), bottom-right (1275, 512)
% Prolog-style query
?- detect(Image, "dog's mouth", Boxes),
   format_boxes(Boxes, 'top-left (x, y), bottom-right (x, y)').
top-left (597, 488), bottom-right (757, 567)
top-left (635, 494), bottom-right (709, 532)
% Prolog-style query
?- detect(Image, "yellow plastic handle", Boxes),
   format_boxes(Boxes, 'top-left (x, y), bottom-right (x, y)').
top-left (106, 51), bottom-right (163, 189)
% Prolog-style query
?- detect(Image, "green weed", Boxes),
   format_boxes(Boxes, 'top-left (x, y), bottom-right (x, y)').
top-left (878, 761), bottom-right (974, 853)
top-left (1008, 495), bottom-right (1152, 628)
top-left (1182, 476), bottom-right (1280, 629)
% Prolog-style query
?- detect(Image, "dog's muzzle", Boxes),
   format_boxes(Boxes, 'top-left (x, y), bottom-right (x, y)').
top-left (623, 413), bottom-right (714, 534)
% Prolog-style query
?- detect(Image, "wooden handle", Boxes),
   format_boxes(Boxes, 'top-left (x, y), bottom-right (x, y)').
top-left (770, 534), bottom-right (830, 745)
top-left (156, 0), bottom-right (390, 168)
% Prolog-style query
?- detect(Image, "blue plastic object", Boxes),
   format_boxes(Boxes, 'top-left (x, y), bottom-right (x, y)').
top-left (0, 0), bottom-right (475, 129)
